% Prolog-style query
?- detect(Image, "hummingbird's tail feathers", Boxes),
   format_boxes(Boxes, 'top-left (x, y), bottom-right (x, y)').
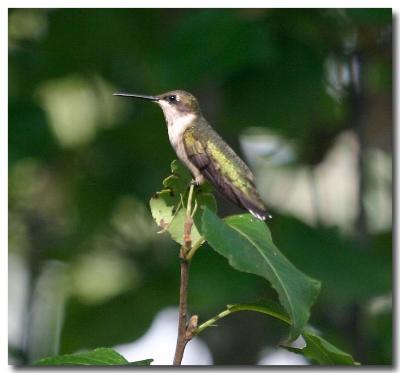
top-left (235, 190), bottom-right (272, 221)
top-left (246, 204), bottom-right (272, 221)
top-left (249, 209), bottom-right (273, 221)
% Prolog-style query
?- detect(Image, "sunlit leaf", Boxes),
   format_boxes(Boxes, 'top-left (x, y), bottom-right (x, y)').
top-left (150, 160), bottom-right (217, 246)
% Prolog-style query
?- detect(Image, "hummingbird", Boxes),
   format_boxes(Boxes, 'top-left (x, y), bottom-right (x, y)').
top-left (113, 90), bottom-right (271, 221)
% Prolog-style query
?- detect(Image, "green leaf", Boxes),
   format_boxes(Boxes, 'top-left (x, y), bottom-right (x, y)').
top-left (149, 160), bottom-right (217, 246)
top-left (162, 159), bottom-right (192, 191)
top-left (33, 347), bottom-right (153, 366)
top-left (284, 333), bottom-right (359, 365)
top-left (196, 301), bottom-right (358, 365)
top-left (202, 209), bottom-right (320, 340)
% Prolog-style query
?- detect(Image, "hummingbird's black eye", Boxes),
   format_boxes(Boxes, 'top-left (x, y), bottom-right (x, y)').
top-left (167, 95), bottom-right (177, 103)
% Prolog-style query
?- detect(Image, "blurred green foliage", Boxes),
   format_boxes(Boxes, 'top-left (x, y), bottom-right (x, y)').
top-left (33, 347), bottom-right (153, 366)
top-left (9, 8), bottom-right (392, 365)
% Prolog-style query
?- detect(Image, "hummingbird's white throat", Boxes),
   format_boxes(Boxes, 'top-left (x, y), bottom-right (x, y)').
top-left (157, 100), bottom-right (196, 141)
top-left (157, 100), bottom-right (199, 180)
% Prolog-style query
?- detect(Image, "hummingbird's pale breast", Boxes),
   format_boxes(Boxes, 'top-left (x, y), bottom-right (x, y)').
top-left (158, 99), bottom-right (206, 184)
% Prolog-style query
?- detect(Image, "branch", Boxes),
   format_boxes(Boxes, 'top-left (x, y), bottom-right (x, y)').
top-left (173, 252), bottom-right (190, 365)
top-left (173, 184), bottom-right (197, 365)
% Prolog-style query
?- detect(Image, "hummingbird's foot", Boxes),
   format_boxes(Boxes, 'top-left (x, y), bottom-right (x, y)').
top-left (190, 175), bottom-right (205, 187)
top-left (189, 179), bottom-right (200, 187)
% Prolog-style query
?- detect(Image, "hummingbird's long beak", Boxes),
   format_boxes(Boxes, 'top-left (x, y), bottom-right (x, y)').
top-left (112, 92), bottom-right (159, 101)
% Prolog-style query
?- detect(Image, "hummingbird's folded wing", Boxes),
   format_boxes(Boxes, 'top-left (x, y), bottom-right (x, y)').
top-left (182, 130), bottom-right (227, 196)
top-left (183, 126), bottom-right (270, 220)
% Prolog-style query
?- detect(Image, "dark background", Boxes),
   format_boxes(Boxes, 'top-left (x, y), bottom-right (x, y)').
top-left (9, 8), bottom-right (392, 365)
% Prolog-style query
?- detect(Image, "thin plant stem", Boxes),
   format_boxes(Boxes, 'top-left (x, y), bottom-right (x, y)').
top-left (173, 251), bottom-right (190, 365)
top-left (173, 183), bottom-right (196, 365)
top-left (194, 304), bottom-right (291, 336)
top-left (186, 237), bottom-right (205, 261)
top-left (186, 183), bottom-right (195, 218)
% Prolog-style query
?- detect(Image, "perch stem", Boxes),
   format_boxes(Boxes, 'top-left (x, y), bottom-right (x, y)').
top-left (173, 183), bottom-right (197, 365)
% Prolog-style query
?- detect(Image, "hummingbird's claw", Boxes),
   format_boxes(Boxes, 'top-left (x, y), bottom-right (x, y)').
top-left (189, 174), bottom-right (205, 188)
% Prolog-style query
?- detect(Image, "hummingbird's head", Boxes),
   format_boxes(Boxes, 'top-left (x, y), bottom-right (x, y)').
top-left (156, 90), bottom-right (200, 113)
top-left (156, 90), bottom-right (201, 125)
top-left (113, 89), bottom-right (201, 126)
